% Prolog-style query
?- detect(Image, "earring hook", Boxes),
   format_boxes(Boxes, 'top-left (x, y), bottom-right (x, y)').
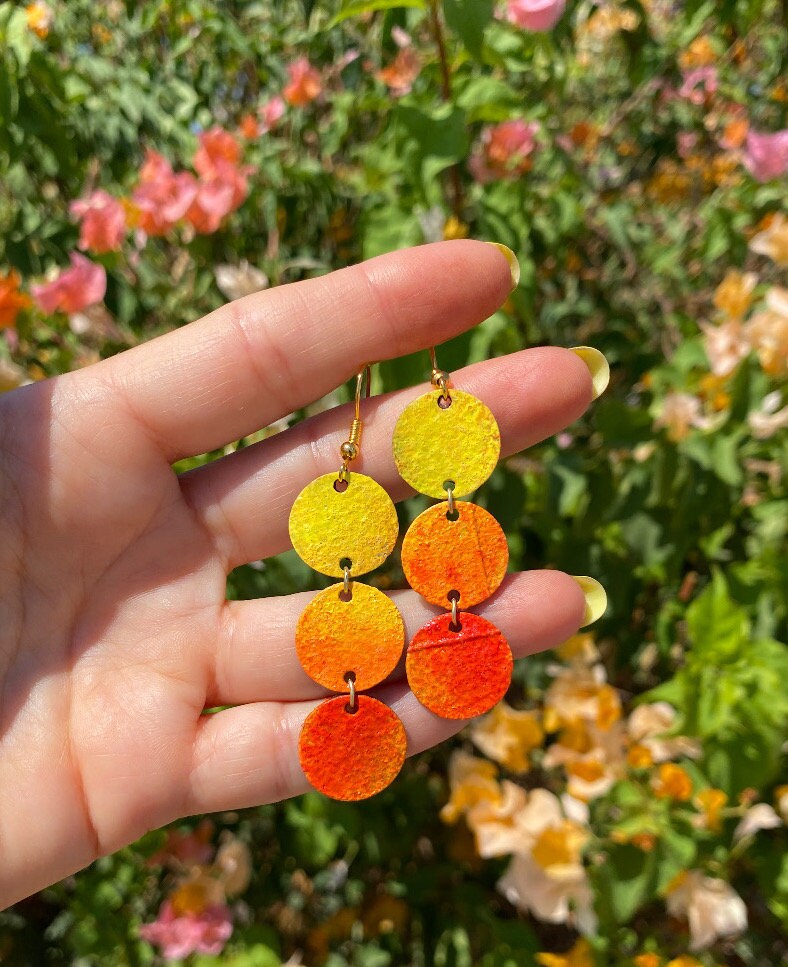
top-left (429, 347), bottom-right (451, 402)
top-left (337, 363), bottom-right (373, 483)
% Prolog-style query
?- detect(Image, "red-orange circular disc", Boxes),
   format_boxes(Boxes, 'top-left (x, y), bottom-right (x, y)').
top-left (299, 695), bottom-right (407, 801)
top-left (295, 583), bottom-right (404, 692)
top-left (401, 500), bottom-right (508, 609)
top-left (406, 612), bottom-right (512, 720)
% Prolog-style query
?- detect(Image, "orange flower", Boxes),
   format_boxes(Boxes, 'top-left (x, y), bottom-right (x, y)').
top-left (596, 684), bottom-right (622, 730)
top-left (634, 955), bottom-right (661, 967)
top-left (377, 47), bottom-right (421, 96)
top-left (631, 832), bottom-right (657, 852)
top-left (695, 788), bottom-right (727, 832)
top-left (679, 36), bottom-right (717, 70)
top-left (536, 939), bottom-right (594, 967)
top-left (714, 269), bottom-right (758, 319)
top-left (627, 744), bottom-right (654, 769)
top-left (470, 701), bottom-right (544, 773)
top-left (653, 763), bottom-right (693, 801)
top-left (720, 117), bottom-right (749, 150)
top-left (26, 2), bottom-right (52, 39)
top-left (0, 270), bottom-right (32, 329)
top-left (283, 57), bottom-right (322, 107)
top-left (442, 215), bottom-right (469, 240)
top-left (239, 113), bottom-right (260, 139)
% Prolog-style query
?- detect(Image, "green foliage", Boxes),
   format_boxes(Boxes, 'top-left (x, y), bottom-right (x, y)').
top-left (1, 0), bottom-right (786, 965)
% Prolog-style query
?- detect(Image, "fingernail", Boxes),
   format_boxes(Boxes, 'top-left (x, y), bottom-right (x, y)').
top-left (487, 242), bottom-right (520, 290)
top-left (571, 576), bottom-right (607, 627)
top-left (570, 346), bottom-right (610, 400)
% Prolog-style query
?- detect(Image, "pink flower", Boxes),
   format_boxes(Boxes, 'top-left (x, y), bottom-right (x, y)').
top-left (193, 127), bottom-right (242, 179)
top-left (283, 57), bottom-right (322, 107)
top-left (678, 67), bottom-right (718, 105)
top-left (505, 0), bottom-right (566, 32)
top-left (677, 131), bottom-right (698, 159)
top-left (132, 150), bottom-right (198, 237)
top-left (69, 190), bottom-right (126, 253)
top-left (259, 96), bottom-right (285, 133)
top-left (140, 900), bottom-right (233, 961)
top-left (32, 253), bottom-right (106, 315)
top-left (469, 120), bottom-right (539, 183)
top-left (742, 129), bottom-right (788, 182)
top-left (186, 128), bottom-right (252, 234)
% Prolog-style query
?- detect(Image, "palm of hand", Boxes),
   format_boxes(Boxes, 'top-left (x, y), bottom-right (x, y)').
top-left (0, 242), bottom-right (594, 908)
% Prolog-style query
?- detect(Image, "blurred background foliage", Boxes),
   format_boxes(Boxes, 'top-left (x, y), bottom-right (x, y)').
top-left (0, 0), bottom-right (786, 965)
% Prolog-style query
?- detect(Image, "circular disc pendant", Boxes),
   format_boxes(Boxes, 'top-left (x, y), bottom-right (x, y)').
top-left (401, 500), bottom-right (508, 608)
top-left (296, 583), bottom-right (404, 692)
top-left (406, 612), bottom-right (512, 720)
top-left (289, 472), bottom-right (398, 577)
top-left (299, 695), bottom-right (407, 801)
top-left (392, 389), bottom-right (501, 498)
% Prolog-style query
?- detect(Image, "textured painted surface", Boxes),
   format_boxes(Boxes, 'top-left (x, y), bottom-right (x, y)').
top-left (296, 582), bottom-right (405, 691)
top-left (406, 612), bottom-right (513, 720)
top-left (299, 695), bottom-right (407, 801)
top-left (288, 472), bottom-right (398, 577)
top-left (401, 500), bottom-right (508, 608)
top-left (392, 389), bottom-right (501, 498)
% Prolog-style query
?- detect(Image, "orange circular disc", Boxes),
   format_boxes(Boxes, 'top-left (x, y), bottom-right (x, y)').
top-left (299, 695), bottom-right (407, 801)
top-left (401, 501), bottom-right (509, 609)
top-left (406, 612), bottom-right (512, 720)
top-left (296, 583), bottom-right (404, 692)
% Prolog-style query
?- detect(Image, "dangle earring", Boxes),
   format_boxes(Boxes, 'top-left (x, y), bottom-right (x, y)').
top-left (393, 349), bottom-right (513, 719)
top-left (289, 366), bottom-right (406, 800)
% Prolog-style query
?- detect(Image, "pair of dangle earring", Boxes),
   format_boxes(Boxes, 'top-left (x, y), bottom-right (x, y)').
top-left (289, 354), bottom-right (512, 801)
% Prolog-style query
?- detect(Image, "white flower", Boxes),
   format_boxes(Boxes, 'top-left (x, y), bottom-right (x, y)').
top-left (733, 803), bottom-right (782, 843)
top-left (498, 851), bottom-right (597, 935)
top-left (666, 871), bottom-right (747, 950)
top-left (214, 261), bottom-right (269, 302)
top-left (748, 390), bottom-right (788, 439)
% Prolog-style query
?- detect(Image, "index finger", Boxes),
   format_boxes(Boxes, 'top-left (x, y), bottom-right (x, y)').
top-left (94, 241), bottom-right (516, 461)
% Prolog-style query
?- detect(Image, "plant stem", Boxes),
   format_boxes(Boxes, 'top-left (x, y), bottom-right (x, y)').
top-left (427, 0), bottom-right (465, 220)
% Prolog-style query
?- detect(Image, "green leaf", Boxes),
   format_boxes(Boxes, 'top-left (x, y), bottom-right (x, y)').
top-left (327, 0), bottom-right (426, 28)
top-left (686, 571), bottom-right (750, 660)
top-left (442, 0), bottom-right (495, 59)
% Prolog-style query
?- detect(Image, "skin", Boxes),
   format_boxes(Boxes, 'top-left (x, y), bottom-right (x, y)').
top-left (0, 240), bottom-right (594, 908)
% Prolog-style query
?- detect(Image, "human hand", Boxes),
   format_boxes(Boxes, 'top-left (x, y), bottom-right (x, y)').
top-left (0, 240), bottom-right (604, 908)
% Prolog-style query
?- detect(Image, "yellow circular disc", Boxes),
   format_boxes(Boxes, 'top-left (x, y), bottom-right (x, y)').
top-left (289, 472), bottom-right (398, 577)
top-left (296, 583), bottom-right (404, 692)
top-left (392, 389), bottom-right (501, 498)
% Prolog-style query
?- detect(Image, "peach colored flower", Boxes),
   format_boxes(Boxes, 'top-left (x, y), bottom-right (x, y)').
top-left (377, 47), bottom-right (421, 97)
top-left (0, 269), bottom-right (31, 329)
top-left (0, 357), bottom-right (30, 392)
top-left (719, 116), bottom-right (749, 150)
top-left (214, 836), bottom-right (252, 895)
top-left (627, 702), bottom-right (702, 762)
top-left (749, 391), bottom-right (788, 439)
top-left (701, 318), bottom-right (749, 377)
top-left (666, 870), bottom-right (747, 950)
top-left (32, 254), bottom-right (106, 315)
top-left (139, 899), bottom-right (232, 960)
top-left (505, 0), bottom-right (566, 32)
top-left (713, 269), bottom-right (758, 320)
top-left (239, 113), bottom-right (260, 139)
top-left (70, 190), bottom-right (126, 253)
top-left (745, 286), bottom-right (788, 377)
top-left (214, 261), bottom-right (269, 302)
top-left (283, 57), bottom-right (322, 107)
top-left (733, 802), bottom-right (781, 842)
top-left (186, 128), bottom-right (252, 234)
top-left (749, 213), bottom-right (788, 266)
top-left (440, 750), bottom-right (501, 824)
top-left (743, 129), bottom-right (788, 182)
top-left (654, 392), bottom-right (713, 441)
top-left (26, 2), bottom-right (52, 39)
top-left (469, 120), bottom-right (539, 183)
top-left (470, 701), bottom-right (544, 772)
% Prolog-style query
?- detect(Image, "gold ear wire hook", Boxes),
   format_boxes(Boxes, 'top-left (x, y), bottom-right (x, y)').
top-left (429, 347), bottom-right (451, 402)
top-left (338, 364), bottom-right (372, 482)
